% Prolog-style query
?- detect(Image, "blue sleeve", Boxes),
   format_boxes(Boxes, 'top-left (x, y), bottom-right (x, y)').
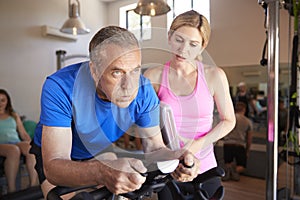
top-left (135, 77), bottom-right (160, 128)
top-left (40, 77), bottom-right (73, 127)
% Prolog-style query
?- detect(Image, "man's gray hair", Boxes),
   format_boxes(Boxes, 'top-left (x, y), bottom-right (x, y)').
top-left (89, 26), bottom-right (140, 67)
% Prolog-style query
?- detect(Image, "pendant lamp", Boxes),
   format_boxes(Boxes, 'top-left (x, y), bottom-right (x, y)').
top-left (134, 0), bottom-right (171, 16)
top-left (60, 0), bottom-right (90, 35)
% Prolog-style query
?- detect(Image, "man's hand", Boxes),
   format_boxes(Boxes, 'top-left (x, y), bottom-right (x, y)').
top-left (171, 150), bottom-right (199, 182)
top-left (99, 158), bottom-right (147, 195)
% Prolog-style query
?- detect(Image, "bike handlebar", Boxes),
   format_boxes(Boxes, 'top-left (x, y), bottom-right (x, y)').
top-left (47, 161), bottom-right (224, 200)
top-left (47, 160), bottom-right (177, 200)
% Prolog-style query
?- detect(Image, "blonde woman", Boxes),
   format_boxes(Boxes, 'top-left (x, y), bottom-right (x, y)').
top-left (144, 10), bottom-right (235, 199)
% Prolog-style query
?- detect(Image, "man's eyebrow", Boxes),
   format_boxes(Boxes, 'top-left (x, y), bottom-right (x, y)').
top-left (110, 65), bottom-right (141, 71)
top-left (135, 65), bottom-right (141, 69)
top-left (110, 66), bottom-right (123, 71)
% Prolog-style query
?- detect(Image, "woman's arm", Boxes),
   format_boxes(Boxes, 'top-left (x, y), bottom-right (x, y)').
top-left (138, 125), bottom-right (200, 182)
top-left (14, 113), bottom-right (31, 141)
top-left (189, 67), bottom-right (236, 154)
top-left (143, 66), bottom-right (164, 93)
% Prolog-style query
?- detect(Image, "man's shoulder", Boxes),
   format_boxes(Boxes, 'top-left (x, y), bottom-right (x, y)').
top-left (135, 75), bottom-right (159, 103)
top-left (236, 113), bottom-right (251, 123)
top-left (50, 62), bottom-right (86, 79)
top-left (43, 62), bottom-right (89, 99)
top-left (46, 62), bottom-right (88, 87)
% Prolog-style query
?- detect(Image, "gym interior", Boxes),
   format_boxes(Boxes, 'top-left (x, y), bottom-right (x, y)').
top-left (0, 0), bottom-right (298, 199)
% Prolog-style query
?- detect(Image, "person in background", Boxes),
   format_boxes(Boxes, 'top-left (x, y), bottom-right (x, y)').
top-left (234, 82), bottom-right (251, 118)
top-left (0, 89), bottom-right (38, 193)
top-left (251, 91), bottom-right (267, 117)
top-left (144, 10), bottom-right (235, 199)
top-left (222, 101), bottom-right (253, 181)
top-left (30, 26), bottom-right (200, 199)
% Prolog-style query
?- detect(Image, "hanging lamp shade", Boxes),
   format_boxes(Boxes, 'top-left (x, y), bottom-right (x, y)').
top-left (60, 0), bottom-right (90, 35)
top-left (134, 0), bottom-right (171, 16)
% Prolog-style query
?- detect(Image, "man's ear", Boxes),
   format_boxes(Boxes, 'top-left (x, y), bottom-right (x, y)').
top-left (89, 62), bottom-right (99, 83)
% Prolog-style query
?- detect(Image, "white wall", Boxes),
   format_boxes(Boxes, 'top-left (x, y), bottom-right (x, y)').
top-left (107, 0), bottom-right (291, 96)
top-left (0, 0), bottom-right (108, 121)
top-left (108, 0), bottom-right (291, 67)
top-left (0, 0), bottom-right (292, 121)
top-left (208, 0), bottom-right (290, 66)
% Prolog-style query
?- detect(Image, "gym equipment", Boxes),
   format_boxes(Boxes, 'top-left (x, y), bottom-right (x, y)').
top-left (0, 185), bottom-right (43, 200)
top-left (46, 160), bottom-right (224, 200)
top-left (160, 102), bottom-right (180, 150)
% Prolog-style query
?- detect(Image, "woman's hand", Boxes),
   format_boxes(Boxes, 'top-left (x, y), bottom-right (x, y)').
top-left (171, 151), bottom-right (199, 182)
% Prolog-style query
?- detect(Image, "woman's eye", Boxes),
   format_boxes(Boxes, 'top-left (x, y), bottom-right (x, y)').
top-left (190, 42), bottom-right (199, 47)
top-left (175, 37), bottom-right (183, 43)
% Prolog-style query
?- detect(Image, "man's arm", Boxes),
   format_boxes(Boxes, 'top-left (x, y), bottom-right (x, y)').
top-left (42, 126), bottom-right (146, 194)
top-left (42, 126), bottom-right (101, 186)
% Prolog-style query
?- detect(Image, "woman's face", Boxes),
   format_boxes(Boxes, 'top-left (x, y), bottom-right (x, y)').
top-left (169, 26), bottom-right (203, 63)
top-left (0, 94), bottom-right (8, 112)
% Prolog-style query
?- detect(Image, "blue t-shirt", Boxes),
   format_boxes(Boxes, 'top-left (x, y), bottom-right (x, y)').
top-left (34, 61), bottom-right (160, 160)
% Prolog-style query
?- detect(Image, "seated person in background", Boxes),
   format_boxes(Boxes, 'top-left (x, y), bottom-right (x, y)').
top-left (29, 26), bottom-right (200, 198)
top-left (0, 89), bottom-right (38, 193)
top-left (256, 90), bottom-right (267, 107)
top-left (251, 91), bottom-right (267, 118)
top-left (222, 102), bottom-right (253, 181)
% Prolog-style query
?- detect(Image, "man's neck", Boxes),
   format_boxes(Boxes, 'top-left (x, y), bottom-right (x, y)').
top-left (96, 87), bottom-right (110, 102)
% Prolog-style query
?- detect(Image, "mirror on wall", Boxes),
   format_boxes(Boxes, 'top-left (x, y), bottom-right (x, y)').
top-left (221, 63), bottom-right (289, 99)
top-left (217, 63), bottom-right (292, 198)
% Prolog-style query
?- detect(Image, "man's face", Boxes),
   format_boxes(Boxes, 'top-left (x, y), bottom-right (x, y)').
top-left (92, 45), bottom-right (141, 108)
top-left (239, 85), bottom-right (246, 93)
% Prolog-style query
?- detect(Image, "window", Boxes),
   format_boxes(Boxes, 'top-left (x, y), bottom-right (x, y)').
top-left (120, 4), bottom-right (151, 41)
top-left (119, 1), bottom-right (210, 40)
top-left (167, 0), bottom-right (210, 28)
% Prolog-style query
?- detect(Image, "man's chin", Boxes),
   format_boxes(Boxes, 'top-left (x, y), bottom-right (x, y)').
top-left (113, 100), bottom-right (132, 108)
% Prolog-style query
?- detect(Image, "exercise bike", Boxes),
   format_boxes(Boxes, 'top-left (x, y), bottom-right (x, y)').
top-left (47, 103), bottom-right (225, 200)
top-left (46, 159), bottom-right (225, 200)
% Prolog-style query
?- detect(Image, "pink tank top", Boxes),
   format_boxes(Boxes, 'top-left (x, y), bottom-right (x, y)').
top-left (158, 61), bottom-right (217, 173)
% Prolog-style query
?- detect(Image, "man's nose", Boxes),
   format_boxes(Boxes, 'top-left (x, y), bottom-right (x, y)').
top-left (121, 74), bottom-right (133, 90)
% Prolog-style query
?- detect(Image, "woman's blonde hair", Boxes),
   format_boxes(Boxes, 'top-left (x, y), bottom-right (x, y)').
top-left (169, 10), bottom-right (211, 48)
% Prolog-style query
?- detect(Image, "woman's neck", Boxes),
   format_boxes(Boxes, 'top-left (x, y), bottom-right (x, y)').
top-left (169, 60), bottom-right (197, 76)
top-left (0, 109), bottom-right (6, 115)
top-left (0, 111), bottom-right (9, 119)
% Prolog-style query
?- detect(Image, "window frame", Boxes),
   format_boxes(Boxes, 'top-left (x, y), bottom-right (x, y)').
top-left (120, 3), bottom-right (152, 41)
top-left (167, 0), bottom-right (210, 29)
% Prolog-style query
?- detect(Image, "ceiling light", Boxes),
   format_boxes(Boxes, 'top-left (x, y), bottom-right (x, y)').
top-left (134, 0), bottom-right (171, 16)
top-left (60, 0), bottom-right (90, 35)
